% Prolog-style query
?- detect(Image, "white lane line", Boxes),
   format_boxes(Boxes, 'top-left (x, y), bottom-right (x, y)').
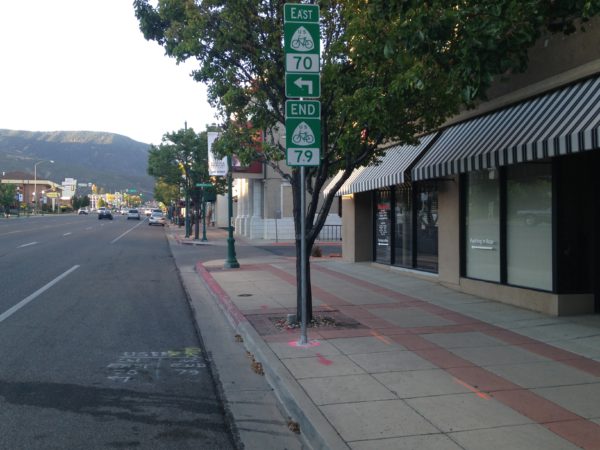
top-left (110, 220), bottom-right (145, 244)
top-left (0, 265), bottom-right (80, 323)
top-left (17, 242), bottom-right (38, 248)
top-left (63, 232), bottom-right (72, 237)
top-left (0, 230), bottom-right (23, 237)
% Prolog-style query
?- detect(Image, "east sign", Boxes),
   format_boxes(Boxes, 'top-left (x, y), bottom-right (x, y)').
top-left (283, 4), bottom-right (320, 99)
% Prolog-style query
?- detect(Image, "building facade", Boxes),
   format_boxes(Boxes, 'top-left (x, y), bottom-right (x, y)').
top-left (332, 20), bottom-right (600, 315)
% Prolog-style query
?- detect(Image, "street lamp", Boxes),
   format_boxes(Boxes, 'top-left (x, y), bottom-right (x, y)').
top-left (224, 154), bottom-right (240, 269)
top-left (33, 160), bottom-right (54, 214)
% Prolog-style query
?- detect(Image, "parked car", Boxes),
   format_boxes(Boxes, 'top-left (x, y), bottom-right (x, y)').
top-left (127, 209), bottom-right (141, 220)
top-left (98, 209), bottom-right (113, 220)
top-left (148, 211), bottom-right (166, 226)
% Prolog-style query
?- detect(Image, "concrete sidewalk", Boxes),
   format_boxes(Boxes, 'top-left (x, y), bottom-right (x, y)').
top-left (172, 225), bottom-right (600, 450)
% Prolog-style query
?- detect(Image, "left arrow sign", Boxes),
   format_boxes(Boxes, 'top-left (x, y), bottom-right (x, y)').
top-left (294, 77), bottom-right (313, 95)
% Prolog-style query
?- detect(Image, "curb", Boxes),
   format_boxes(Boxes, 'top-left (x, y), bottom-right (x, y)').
top-left (195, 262), bottom-right (350, 450)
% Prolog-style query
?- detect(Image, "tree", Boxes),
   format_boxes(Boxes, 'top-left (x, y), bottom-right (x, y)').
top-left (134, 0), bottom-right (598, 322)
top-left (147, 127), bottom-right (226, 207)
top-left (0, 183), bottom-right (17, 216)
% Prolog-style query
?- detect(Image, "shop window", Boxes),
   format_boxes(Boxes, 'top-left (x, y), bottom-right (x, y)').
top-left (506, 163), bottom-right (552, 290)
top-left (375, 190), bottom-right (392, 264)
top-left (465, 170), bottom-right (500, 282)
top-left (394, 185), bottom-right (412, 267)
top-left (415, 183), bottom-right (438, 272)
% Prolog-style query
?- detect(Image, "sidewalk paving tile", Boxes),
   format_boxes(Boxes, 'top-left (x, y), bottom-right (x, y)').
top-left (533, 383), bottom-right (600, 419)
top-left (406, 393), bottom-right (533, 432)
top-left (369, 307), bottom-right (454, 328)
top-left (282, 354), bottom-right (366, 379)
top-left (349, 434), bottom-right (463, 450)
top-left (268, 340), bottom-right (342, 359)
top-left (349, 350), bottom-right (437, 373)
top-left (449, 424), bottom-right (580, 450)
top-left (448, 344), bottom-right (551, 367)
top-left (320, 399), bottom-right (439, 442)
top-left (422, 331), bottom-right (507, 349)
top-left (328, 336), bottom-right (405, 354)
top-left (485, 360), bottom-right (600, 388)
top-left (299, 374), bottom-right (397, 405)
top-left (373, 368), bottom-right (473, 398)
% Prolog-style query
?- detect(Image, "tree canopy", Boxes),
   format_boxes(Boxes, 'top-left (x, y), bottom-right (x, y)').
top-left (147, 127), bottom-right (225, 203)
top-left (134, 0), bottom-right (598, 320)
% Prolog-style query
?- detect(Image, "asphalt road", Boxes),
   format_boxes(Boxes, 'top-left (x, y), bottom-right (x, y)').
top-left (0, 214), bottom-right (235, 449)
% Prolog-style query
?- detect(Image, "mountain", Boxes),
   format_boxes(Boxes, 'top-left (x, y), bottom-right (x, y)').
top-left (0, 129), bottom-right (154, 197)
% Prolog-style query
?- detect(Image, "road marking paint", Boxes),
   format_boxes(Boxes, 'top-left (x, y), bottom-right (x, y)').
top-left (453, 377), bottom-right (491, 400)
top-left (0, 230), bottom-right (23, 237)
top-left (17, 242), bottom-right (38, 248)
top-left (370, 330), bottom-right (393, 345)
top-left (0, 265), bottom-right (80, 323)
top-left (110, 220), bottom-right (145, 244)
top-left (315, 353), bottom-right (333, 366)
top-left (63, 232), bottom-right (72, 236)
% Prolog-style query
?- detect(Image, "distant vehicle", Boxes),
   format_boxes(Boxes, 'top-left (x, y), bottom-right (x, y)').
top-left (77, 208), bottom-right (88, 215)
top-left (127, 209), bottom-right (141, 220)
top-left (144, 208), bottom-right (152, 216)
top-left (148, 211), bottom-right (166, 226)
top-left (98, 209), bottom-right (113, 220)
top-left (120, 208), bottom-right (128, 215)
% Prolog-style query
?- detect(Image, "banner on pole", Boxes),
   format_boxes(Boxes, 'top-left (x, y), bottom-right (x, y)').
top-left (207, 132), bottom-right (228, 176)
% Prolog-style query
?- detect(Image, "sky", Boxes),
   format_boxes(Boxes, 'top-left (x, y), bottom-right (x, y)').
top-left (0, 0), bottom-right (217, 145)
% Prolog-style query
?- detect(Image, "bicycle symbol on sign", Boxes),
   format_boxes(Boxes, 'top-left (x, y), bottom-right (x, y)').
top-left (291, 36), bottom-right (314, 51)
top-left (290, 26), bottom-right (315, 52)
top-left (292, 131), bottom-right (315, 145)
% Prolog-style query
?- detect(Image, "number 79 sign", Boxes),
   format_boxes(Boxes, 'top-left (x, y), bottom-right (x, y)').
top-left (286, 147), bottom-right (320, 166)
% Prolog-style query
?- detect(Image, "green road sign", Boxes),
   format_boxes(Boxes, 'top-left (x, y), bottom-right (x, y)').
top-left (286, 118), bottom-right (320, 149)
top-left (128, 189), bottom-right (137, 193)
top-left (285, 73), bottom-right (320, 98)
top-left (284, 4), bottom-right (320, 97)
top-left (195, 183), bottom-right (213, 188)
top-left (286, 100), bottom-right (320, 119)
top-left (284, 22), bottom-right (319, 53)
top-left (286, 147), bottom-right (320, 166)
top-left (284, 4), bottom-right (319, 23)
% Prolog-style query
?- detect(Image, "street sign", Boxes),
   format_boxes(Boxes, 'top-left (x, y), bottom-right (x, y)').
top-left (286, 147), bottom-right (320, 166)
top-left (285, 73), bottom-right (320, 98)
top-left (286, 100), bottom-right (320, 119)
top-left (286, 100), bottom-right (321, 167)
top-left (46, 192), bottom-right (59, 198)
top-left (195, 183), bottom-right (213, 188)
top-left (284, 4), bottom-right (319, 23)
top-left (284, 3), bottom-right (320, 99)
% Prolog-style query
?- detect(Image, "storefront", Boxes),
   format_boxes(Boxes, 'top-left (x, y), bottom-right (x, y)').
top-left (374, 182), bottom-right (439, 272)
top-left (411, 75), bottom-right (600, 314)
top-left (333, 74), bottom-right (599, 315)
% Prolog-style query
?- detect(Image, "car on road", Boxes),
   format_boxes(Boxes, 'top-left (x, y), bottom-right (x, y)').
top-left (98, 208), bottom-right (113, 220)
top-left (148, 211), bottom-right (166, 226)
top-left (144, 208), bottom-right (153, 216)
top-left (77, 208), bottom-right (88, 215)
top-left (127, 209), bottom-right (141, 220)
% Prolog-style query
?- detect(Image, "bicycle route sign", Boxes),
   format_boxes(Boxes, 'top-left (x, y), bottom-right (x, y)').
top-left (284, 3), bottom-right (320, 166)
top-left (285, 100), bottom-right (320, 166)
top-left (284, 4), bottom-right (320, 98)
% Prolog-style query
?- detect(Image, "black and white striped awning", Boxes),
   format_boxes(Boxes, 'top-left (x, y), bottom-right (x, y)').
top-left (323, 134), bottom-right (436, 196)
top-left (412, 76), bottom-right (600, 181)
